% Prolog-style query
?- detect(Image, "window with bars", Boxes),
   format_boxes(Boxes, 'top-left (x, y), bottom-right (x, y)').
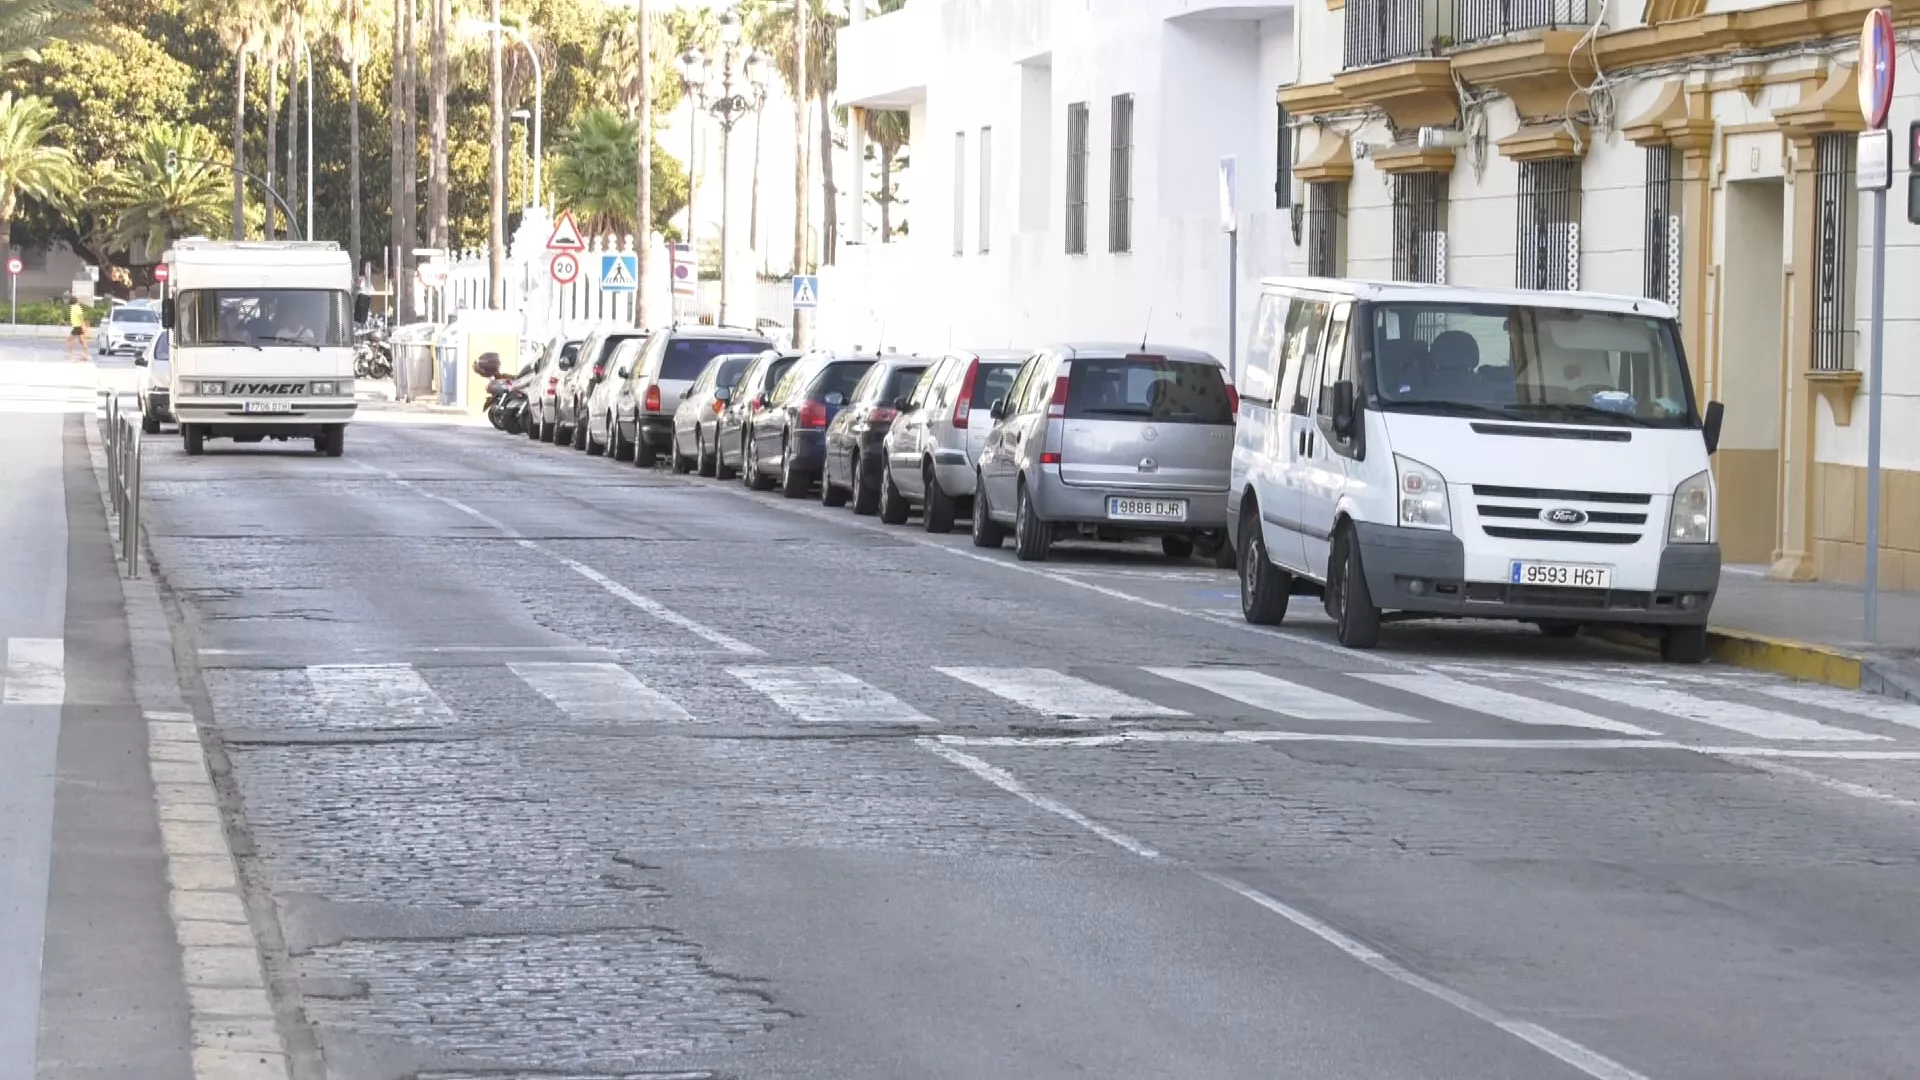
top-left (1109, 94), bottom-right (1134, 254)
top-left (1813, 132), bottom-right (1856, 372)
top-left (1276, 105), bottom-right (1292, 209)
top-left (1642, 146), bottom-right (1677, 306)
top-left (1306, 182), bottom-right (1346, 277)
top-left (953, 132), bottom-right (967, 256)
top-left (979, 126), bottom-right (992, 253)
top-left (1065, 102), bottom-right (1089, 255)
top-left (1516, 158), bottom-right (1582, 291)
top-left (1391, 173), bottom-right (1448, 284)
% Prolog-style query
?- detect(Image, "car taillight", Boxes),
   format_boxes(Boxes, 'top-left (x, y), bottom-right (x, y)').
top-left (1046, 375), bottom-right (1069, 419)
top-left (1225, 383), bottom-right (1240, 413)
top-left (1040, 451), bottom-right (1061, 464)
top-left (951, 359), bottom-right (979, 429)
top-left (712, 398), bottom-right (725, 414)
top-left (868, 405), bottom-right (897, 423)
top-left (798, 399), bottom-right (828, 429)
top-left (546, 376), bottom-right (558, 393)
top-left (592, 363), bottom-right (604, 379)
top-left (643, 384), bottom-right (661, 412)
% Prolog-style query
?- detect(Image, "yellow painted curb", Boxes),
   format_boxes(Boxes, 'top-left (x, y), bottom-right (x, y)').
top-left (1589, 625), bottom-right (1864, 689)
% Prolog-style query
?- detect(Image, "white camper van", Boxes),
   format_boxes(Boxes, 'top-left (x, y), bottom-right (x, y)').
top-left (160, 240), bottom-right (367, 456)
top-left (1227, 278), bottom-right (1723, 662)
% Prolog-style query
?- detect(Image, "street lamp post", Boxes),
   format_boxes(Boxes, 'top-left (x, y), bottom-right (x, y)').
top-left (679, 11), bottom-right (771, 328)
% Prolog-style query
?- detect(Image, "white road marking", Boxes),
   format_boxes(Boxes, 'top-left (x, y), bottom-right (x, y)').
top-left (936, 667), bottom-right (1187, 721)
top-left (1556, 680), bottom-right (1884, 742)
top-left (305, 664), bottom-right (457, 728)
top-left (730, 666), bottom-right (933, 724)
top-left (1146, 667), bottom-right (1421, 723)
top-left (1735, 758), bottom-right (1920, 810)
top-left (2, 638), bottom-right (64, 706)
top-left (939, 731), bottom-right (1675, 750)
top-left (1750, 682), bottom-right (1920, 731)
top-left (355, 463), bottom-right (762, 655)
top-left (1354, 672), bottom-right (1659, 736)
top-left (918, 737), bottom-right (1651, 1080)
top-left (510, 662), bottom-right (692, 723)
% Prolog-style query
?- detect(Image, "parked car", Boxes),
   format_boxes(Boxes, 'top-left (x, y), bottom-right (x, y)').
top-left (525, 335), bottom-right (585, 442)
top-left (716, 350), bottom-right (803, 481)
top-left (582, 335), bottom-right (652, 457)
top-left (744, 353), bottom-right (876, 497)
top-left (100, 303), bottom-right (162, 357)
top-left (1225, 277), bottom-right (1722, 660)
top-left (821, 355), bottom-right (931, 516)
top-left (134, 329), bottom-right (172, 433)
top-left (608, 326), bottom-right (773, 467)
top-left (668, 353), bottom-right (758, 475)
top-left (972, 343), bottom-right (1237, 564)
top-left (559, 327), bottom-right (646, 451)
top-left (880, 349), bottom-right (1026, 532)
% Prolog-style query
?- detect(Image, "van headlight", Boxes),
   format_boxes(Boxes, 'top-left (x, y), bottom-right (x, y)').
top-left (196, 380), bottom-right (225, 396)
top-left (1395, 454), bottom-right (1451, 531)
top-left (1668, 469), bottom-right (1714, 544)
top-left (311, 380), bottom-right (338, 396)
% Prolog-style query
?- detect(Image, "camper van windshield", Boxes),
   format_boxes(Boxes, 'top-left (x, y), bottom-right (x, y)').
top-left (1369, 302), bottom-right (1696, 429)
top-left (175, 288), bottom-right (352, 348)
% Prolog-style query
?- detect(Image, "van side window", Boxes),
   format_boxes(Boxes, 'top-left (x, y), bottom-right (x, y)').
top-left (1280, 299), bottom-right (1331, 416)
top-left (1315, 303), bottom-right (1354, 420)
top-left (1243, 292), bottom-right (1286, 406)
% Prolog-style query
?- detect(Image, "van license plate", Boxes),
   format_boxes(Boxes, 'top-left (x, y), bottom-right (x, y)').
top-left (1108, 497), bottom-right (1187, 522)
top-left (242, 400), bottom-right (294, 414)
top-left (1510, 561), bottom-right (1612, 589)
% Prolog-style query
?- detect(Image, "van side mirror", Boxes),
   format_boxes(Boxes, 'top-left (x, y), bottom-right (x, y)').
top-left (161, 299), bottom-right (175, 328)
top-left (989, 397), bottom-right (1008, 420)
top-left (1331, 381), bottom-right (1357, 438)
top-left (353, 294), bottom-right (371, 324)
top-left (1702, 400), bottom-right (1724, 456)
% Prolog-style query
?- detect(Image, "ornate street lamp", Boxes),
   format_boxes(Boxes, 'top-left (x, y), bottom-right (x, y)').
top-left (679, 9), bottom-right (772, 327)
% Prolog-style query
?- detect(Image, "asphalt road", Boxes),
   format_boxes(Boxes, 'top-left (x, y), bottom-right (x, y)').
top-left (128, 409), bottom-right (1920, 1080)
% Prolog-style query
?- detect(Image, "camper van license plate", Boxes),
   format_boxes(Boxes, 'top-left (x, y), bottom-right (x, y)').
top-left (1510, 561), bottom-right (1612, 589)
top-left (1108, 497), bottom-right (1187, 522)
top-left (242, 401), bottom-right (294, 414)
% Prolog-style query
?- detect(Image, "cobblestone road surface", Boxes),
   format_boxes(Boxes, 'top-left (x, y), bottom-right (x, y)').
top-left (137, 414), bottom-right (1920, 1080)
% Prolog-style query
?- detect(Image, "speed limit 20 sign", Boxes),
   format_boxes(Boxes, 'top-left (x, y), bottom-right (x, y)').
top-left (550, 251), bottom-right (580, 285)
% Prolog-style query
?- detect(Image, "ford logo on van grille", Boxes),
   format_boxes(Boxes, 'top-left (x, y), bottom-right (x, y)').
top-left (1541, 507), bottom-right (1588, 526)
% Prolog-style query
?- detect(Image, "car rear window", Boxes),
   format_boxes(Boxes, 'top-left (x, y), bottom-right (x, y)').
top-left (973, 363), bottom-right (1019, 410)
top-left (810, 360), bottom-right (875, 400)
top-left (1065, 356), bottom-right (1231, 424)
top-left (664, 338), bottom-right (771, 381)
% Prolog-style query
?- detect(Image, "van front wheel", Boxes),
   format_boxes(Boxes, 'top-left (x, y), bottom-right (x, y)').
top-left (1238, 509), bottom-right (1290, 625)
top-left (1661, 624), bottom-right (1709, 664)
top-left (1329, 526), bottom-right (1381, 649)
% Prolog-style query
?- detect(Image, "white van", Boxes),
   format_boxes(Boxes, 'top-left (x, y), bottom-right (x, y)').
top-left (1227, 278), bottom-right (1724, 662)
top-left (161, 240), bottom-right (367, 456)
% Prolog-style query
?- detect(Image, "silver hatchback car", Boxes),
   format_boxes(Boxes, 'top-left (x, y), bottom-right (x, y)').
top-left (881, 349), bottom-right (1026, 532)
top-left (972, 344), bottom-right (1238, 563)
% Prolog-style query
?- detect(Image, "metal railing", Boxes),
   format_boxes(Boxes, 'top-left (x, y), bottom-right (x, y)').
top-left (1454, 0), bottom-right (1590, 45)
top-left (103, 392), bottom-right (143, 578)
top-left (1344, 0), bottom-right (1453, 69)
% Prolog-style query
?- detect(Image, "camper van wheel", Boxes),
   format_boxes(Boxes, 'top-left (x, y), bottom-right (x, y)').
top-left (182, 424), bottom-right (204, 456)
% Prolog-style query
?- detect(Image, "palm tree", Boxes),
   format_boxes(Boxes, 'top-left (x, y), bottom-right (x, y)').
top-left (634, 0), bottom-right (650, 327)
top-left (322, 0), bottom-right (381, 274)
top-left (0, 92), bottom-right (77, 258)
top-left (426, 0), bottom-right (445, 249)
top-left (864, 108), bottom-right (906, 241)
top-left (745, 0), bottom-right (838, 271)
top-left (102, 125), bottom-right (231, 256)
top-left (198, 0), bottom-right (265, 239)
top-left (553, 107), bottom-right (688, 238)
top-left (0, 0), bottom-right (91, 69)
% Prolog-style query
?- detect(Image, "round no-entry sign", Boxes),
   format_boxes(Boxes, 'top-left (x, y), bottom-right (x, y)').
top-left (5, 257), bottom-right (21, 276)
top-left (550, 251), bottom-right (580, 284)
top-left (1860, 8), bottom-right (1896, 128)
top-left (153, 263), bottom-right (170, 283)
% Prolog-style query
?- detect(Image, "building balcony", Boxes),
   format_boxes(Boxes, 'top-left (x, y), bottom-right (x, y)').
top-left (836, 0), bottom-right (938, 109)
top-left (1453, 0), bottom-right (1591, 46)
top-left (1342, 0), bottom-right (1453, 69)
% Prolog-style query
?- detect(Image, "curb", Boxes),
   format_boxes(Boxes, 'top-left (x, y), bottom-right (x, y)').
top-left (1589, 624), bottom-right (1865, 690)
top-left (83, 419), bottom-right (293, 1080)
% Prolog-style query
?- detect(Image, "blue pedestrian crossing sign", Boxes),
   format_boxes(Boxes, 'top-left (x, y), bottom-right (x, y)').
top-left (791, 274), bottom-right (819, 309)
top-left (600, 253), bottom-right (637, 293)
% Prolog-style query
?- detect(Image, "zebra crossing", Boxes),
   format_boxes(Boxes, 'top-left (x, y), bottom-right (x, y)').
top-left (194, 653), bottom-right (1920, 749)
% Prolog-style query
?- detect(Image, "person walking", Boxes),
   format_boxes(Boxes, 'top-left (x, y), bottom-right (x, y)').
top-left (64, 297), bottom-right (89, 360)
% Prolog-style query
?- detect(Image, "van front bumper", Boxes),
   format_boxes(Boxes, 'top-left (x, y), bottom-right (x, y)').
top-left (1352, 522), bottom-right (1719, 626)
top-left (173, 399), bottom-right (357, 427)
top-left (1029, 473), bottom-right (1230, 530)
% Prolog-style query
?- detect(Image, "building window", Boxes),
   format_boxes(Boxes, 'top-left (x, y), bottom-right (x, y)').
top-left (1391, 173), bottom-right (1448, 284)
top-left (1643, 146), bottom-right (1677, 307)
top-left (1306, 182), bottom-right (1346, 277)
top-left (1109, 93), bottom-right (1134, 254)
top-left (1813, 132), bottom-right (1856, 372)
top-left (979, 126), bottom-right (992, 253)
top-left (1516, 158), bottom-right (1581, 291)
top-left (1066, 102), bottom-right (1089, 255)
top-left (953, 131), bottom-right (967, 256)
top-left (1456, 0), bottom-right (1590, 46)
top-left (1274, 104), bottom-right (1290, 208)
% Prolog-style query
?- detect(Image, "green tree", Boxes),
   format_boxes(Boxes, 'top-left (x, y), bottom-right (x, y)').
top-left (550, 106), bottom-right (687, 239)
top-left (0, 91), bottom-right (77, 259)
top-left (864, 107), bottom-right (906, 242)
top-left (319, 0), bottom-right (384, 273)
top-left (101, 123), bottom-right (230, 254)
top-left (0, 0), bottom-right (92, 69)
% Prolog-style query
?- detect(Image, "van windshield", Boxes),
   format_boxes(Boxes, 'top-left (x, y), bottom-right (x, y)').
top-left (1369, 302), bottom-right (1695, 428)
top-left (1066, 355), bottom-right (1232, 424)
top-left (176, 288), bottom-right (352, 348)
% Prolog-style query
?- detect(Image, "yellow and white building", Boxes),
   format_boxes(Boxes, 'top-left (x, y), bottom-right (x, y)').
top-left (1281, 0), bottom-right (1920, 585)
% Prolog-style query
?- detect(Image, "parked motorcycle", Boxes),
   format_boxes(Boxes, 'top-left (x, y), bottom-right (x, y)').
top-left (354, 324), bottom-right (392, 381)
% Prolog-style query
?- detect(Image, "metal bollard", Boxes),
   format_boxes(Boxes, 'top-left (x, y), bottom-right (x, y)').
top-left (124, 408), bottom-right (140, 578)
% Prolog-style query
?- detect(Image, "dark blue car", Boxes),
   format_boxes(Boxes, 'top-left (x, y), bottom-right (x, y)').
top-left (743, 353), bottom-right (877, 498)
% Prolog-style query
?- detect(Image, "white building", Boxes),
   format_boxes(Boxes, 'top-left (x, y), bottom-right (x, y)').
top-left (828, 0), bottom-right (1297, 373)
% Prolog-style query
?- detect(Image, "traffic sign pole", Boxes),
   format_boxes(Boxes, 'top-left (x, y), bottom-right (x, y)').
top-left (7, 255), bottom-right (19, 324)
top-left (1859, 7), bottom-right (1895, 642)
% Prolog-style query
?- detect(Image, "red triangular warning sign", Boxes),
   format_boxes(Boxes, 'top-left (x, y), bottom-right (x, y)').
top-left (546, 211), bottom-right (585, 251)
